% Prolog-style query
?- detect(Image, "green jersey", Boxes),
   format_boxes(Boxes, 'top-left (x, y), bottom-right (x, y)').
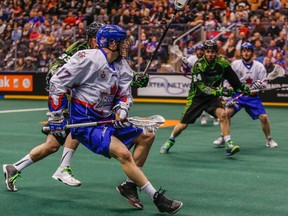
top-left (189, 56), bottom-right (242, 98)
top-left (46, 40), bottom-right (90, 90)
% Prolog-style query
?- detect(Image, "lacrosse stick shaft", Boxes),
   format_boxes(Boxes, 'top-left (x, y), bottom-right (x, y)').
top-left (143, 13), bottom-right (176, 75)
top-left (143, 0), bottom-right (190, 75)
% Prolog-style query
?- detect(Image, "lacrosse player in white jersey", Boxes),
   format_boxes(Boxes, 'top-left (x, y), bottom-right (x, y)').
top-left (181, 43), bottom-right (219, 126)
top-left (48, 24), bottom-right (183, 214)
top-left (213, 42), bottom-right (278, 148)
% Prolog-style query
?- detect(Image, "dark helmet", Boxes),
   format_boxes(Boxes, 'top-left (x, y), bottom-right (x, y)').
top-left (195, 43), bottom-right (204, 50)
top-left (96, 25), bottom-right (127, 48)
top-left (87, 21), bottom-right (105, 39)
top-left (240, 42), bottom-right (254, 52)
top-left (203, 40), bottom-right (218, 52)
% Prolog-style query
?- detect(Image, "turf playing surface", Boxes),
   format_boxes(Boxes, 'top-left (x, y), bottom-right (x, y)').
top-left (0, 99), bottom-right (288, 216)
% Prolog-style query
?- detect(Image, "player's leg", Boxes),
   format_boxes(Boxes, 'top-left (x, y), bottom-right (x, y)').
top-left (215, 107), bottom-right (239, 156)
top-left (3, 134), bottom-right (61, 192)
top-left (160, 97), bottom-right (203, 154)
top-left (110, 136), bottom-right (183, 214)
top-left (52, 133), bottom-right (81, 186)
top-left (160, 123), bottom-right (188, 154)
top-left (117, 131), bottom-right (155, 209)
top-left (200, 111), bottom-right (207, 125)
top-left (259, 114), bottom-right (278, 148)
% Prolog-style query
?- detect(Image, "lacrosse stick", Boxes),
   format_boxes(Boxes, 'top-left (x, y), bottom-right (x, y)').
top-left (65, 115), bottom-right (165, 133)
top-left (224, 64), bottom-right (286, 107)
top-left (143, 0), bottom-right (191, 75)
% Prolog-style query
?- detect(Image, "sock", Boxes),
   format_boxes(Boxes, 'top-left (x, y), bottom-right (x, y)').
top-left (224, 135), bottom-right (231, 143)
top-left (169, 132), bottom-right (175, 141)
top-left (13, 154), bottom-right (33, 172)
top-left (59, 147), bottom-right (75, 167)
top-left (141, 181), bottom-right (157, 200)
top-left (267, 136), bottom-right (272, 141)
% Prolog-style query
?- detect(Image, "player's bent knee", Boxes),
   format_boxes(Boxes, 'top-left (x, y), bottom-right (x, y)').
top-left (117, 149), bottom-right (133, 163)
top-left (259, 114), bottom-right (268, 123)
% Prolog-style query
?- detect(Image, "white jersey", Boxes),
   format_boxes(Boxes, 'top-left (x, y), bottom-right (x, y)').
top-left (231, 60), bottom-right (267, 87)
top-left (181, 55), bottom-right (199, 73)
top-left (49, 49), bottom-right (133, 119)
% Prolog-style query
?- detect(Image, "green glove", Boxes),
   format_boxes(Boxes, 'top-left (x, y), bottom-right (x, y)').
top-left (217, 87), bottom-right (235, 97)
top-left (131, 72), bottom-right (149, 88)
top-left (238, 84), bottom-right (252, 96)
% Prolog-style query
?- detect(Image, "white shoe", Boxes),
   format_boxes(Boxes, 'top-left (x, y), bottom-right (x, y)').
top-left (213, 136), bottom-right (225, 147)
top-left (213, 118), bottom-right (219, 126)
top-left (52, 166), bottom-right (81, 187)
top-left (200, 115), bottom-right (207, 125)
top-left (266, 139), bottom-right (278, 148)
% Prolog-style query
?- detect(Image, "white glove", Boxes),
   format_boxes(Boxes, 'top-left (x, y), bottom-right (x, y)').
top-left (224, 100), bottom-right (237, 108)
top-left (251, 80), bottom-right (263, 90)
top-left (113, 120), bottom-right (131, 128)
top-left (116, 102), bottom-right (129, 120)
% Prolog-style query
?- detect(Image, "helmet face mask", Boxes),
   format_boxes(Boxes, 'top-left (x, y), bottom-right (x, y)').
top-left (203, 40), bottom-right (218, 63)
top-left (97, 25), bottom-right (128, 58)
top-left (241, 42), bottom-right (254, 62)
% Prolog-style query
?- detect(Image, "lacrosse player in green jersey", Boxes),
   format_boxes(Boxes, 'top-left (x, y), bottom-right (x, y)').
top-left (160, 40), bottom-right (251, 157)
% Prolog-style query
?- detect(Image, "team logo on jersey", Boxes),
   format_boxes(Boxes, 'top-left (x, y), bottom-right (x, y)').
top-left (245, 76), bottom-right (253, 84)
top-left (78, 51), bottom-right (85, 58)
top-left (101, 71), bottom-right (106, 79)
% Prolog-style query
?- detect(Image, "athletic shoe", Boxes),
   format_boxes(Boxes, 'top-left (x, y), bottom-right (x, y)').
top-left (225, 140), bottom-right (240, 156)
top-left (3, 164), bottom-right (21, 192)
top-left (213, 118), bottom-right (219, 126)
top-left (213, 136), bottom-right (225, 147)
top-left (200, 115), bottom-right (207, 125)
top-left (52, 166), bottom-right (81, 187)
top-left (266, 139), bottom-right (278, 148)
top-left (116, 181), bottom-right (143, 209)
top-left (153, 189), bottom-right (183, 214)
top-left (160, 139), bottom-right (175, 154)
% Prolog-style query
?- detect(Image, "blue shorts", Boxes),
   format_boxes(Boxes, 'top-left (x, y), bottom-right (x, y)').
top-left (71, 124), bottom-right (143, 158)
top-left (228, 93), bottom-right (266, 120)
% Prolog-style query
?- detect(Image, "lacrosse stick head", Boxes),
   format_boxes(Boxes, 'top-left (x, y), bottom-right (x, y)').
top-left (174, 0), bottom-right (190, 11)
top-left (266, 64), bottom-right (285, 81)
top-left (128, 115), bottom-right (165, 133)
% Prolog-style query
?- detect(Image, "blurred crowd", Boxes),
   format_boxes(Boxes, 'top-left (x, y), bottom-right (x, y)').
top-left (0, 0), bottom-right (287, 73)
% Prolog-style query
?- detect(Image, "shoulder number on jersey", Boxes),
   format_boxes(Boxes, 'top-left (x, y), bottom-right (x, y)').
top-left (192, 74), bottom-right (202, 82)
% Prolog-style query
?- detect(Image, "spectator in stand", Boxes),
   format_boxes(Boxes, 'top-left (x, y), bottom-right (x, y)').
top-left (216, 40), bottom-right (226, 57)
top-left (263, 56), bottom-right (275, 73)
top-left (239, 22), bottom-right (249, 36)
top-left (235, 3), bottom-right (249, 20)
top-left (97, 8), bottom-right (109, 24)
top-left (75, 22), bottom-right (86, 40)
top-left (275, 52), bottom-right (286, 68)
top-left (228, 0), bottom-right (237, 12)
top-left (205, 12), bottom-right (218, 32)
top-left (254, 39), bottom-right (267, 59)
top-left (64, 11), bottom-right (77, 26)
top-left (183, 40), bottom-right (195, 57)
top-left (253, 18), bottom-right (267, 36)
top-left (61, 24), bottom-right (74, 43)
top-left (189, 12), bottom-right (204, 26)
top-left (37, 50), bottom-right (50, 72)
top-left (15, 56), bottom-right (25, 71)
top-left (276, 31), bottom-right (286, 50)
top-left (23, 56), bottom-right (37, 71)
top-left (263, 50), bottom-right (276, 66)
top-left (269, 0), bottom-right (281, 13)
top-left (266, 39), bottom-right (281, 58)
top-left (249, 32), bottom-right (262, 46)
top-left (29, 26), bottom-right (41, 41)
top-left (75, 10), bottom-right (84, 26)
top-left (109, 8), bottom-right (121, 25)
top-left (3, 25), bottom-right (12, 41)
top-left (39, 29), bottom-right (55, 46)
top-left (235, 31), bottom-right (247, 50)
top-left (84, 0), bottom-right (94, 25)
top-left (261, 10), bottom-right (272, 23)
top-left (259, 0), bottom-right (270, 10)
top-left (267, 19), bottom-right (281, 38)
top-left (222, 7), bottom-right (236, 26)
top-left (213, 0), bottom-right (226, 10)
top-left (225, 39), bottom-right (236, 61)
top-left (0, 19), bottom-right (6, 37)
top-left (51, 22), bottom-right (62, 44)
top-left (11, 23), bottom-right (22, 41)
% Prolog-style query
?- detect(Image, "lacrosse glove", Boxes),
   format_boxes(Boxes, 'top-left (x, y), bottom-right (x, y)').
top-left (251, 80), bottom-right (264, 90)
top-left (216, 87), bottom-right (235, 97)
top-left (47, 110), bottom-right (67, 137)
top-left (131, 71), bottom-right (149, 88)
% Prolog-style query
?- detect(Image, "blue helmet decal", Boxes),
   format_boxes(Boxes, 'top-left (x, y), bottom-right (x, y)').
top-left (241, 42), bottom-right (254, 52)
top-left (195, 44), bottom-right (204, 50)
top-left (96, 25), bottom-right (127, 48)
